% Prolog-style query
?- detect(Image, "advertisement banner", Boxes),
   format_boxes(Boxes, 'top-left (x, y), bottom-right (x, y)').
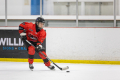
top-left (0, 30), bottom-right (46, 59)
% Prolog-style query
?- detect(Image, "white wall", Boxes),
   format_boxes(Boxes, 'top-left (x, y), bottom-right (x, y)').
top-left (0, 0), bottom-right (5, 15)
top-left (0, 0), bottom-right (30, 15)
top-left (45, 28), bottom-right (120, 61)
top-left (0, 0), bottom-right (115, 15)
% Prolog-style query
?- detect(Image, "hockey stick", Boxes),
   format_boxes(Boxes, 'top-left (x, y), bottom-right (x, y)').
top-left (25, 40), bottom-right (69, 70)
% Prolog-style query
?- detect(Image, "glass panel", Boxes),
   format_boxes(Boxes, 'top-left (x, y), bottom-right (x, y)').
top-left (43, 0), bottom-right (77, 27)
top-left (78, 1), bottom-right (114, 27)
top-left (78, 21), bottom-right (114, 27)
top-left (43, 0), bottom-right (77, 15)
top-left (43, 0), bottom-right (54, 15)
top-left (70, 2), bottom-right (81, 15)
top-left (54, 2), bottom-right (68, 15)
top-left (116, 0), bottom-right (119, 27)
top-left (7, 0), bottom-right (32, 26)
top-left (0, 0), bottom-right (5, 26)
top-left (101, 2), bottom-right (113, 15)
top-left (85, 2), bottom-right (113, 15)
top-left (85, 2), bottom-right (99, 15)
top-left (8, 0), bottom-right (31, 15)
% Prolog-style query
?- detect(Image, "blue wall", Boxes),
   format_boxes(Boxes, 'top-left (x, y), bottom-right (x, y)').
top-left (31, 0), bottom-right (43, 15)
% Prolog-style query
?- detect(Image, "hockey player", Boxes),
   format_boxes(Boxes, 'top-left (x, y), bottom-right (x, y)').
top-left (19, 17), bottom-right (55, 71)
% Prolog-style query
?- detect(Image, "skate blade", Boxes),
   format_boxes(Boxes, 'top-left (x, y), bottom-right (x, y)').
top-left (50, 68), bottom-right (55, 71)
top-left (30, 69), bottom-right (33, 71)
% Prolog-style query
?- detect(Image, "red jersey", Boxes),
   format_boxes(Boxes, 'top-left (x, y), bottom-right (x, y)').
top-left (19, 22), bottom-right (46, 44)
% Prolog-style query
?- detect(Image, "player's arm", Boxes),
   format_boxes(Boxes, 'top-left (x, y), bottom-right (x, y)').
top-left (19, 22), bottom-right (28, 33)
top-left (19, 22), bottom-right (28, 41)
top-left (37, 31), bottom-right (46, 45)
top-left (35, 32), bottom-right (46, 52)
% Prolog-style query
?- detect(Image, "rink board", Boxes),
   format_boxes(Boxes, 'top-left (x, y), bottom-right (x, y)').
top-left (0, 30), bottom-right (46, 59)
top-left (1, 27), bottom-right (120, 64)
top-left (1, 58), bottom-right (120, 65)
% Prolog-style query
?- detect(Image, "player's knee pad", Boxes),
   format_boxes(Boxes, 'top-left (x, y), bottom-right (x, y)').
top-left (43, 58), bottom-right (49, 63)
top-left (43, 58), bottom-right (50, 66)
top-left (28, 58), bottom-right (34, 64)
top-left (44, 61), bottom-right (50, 66)
top-left (38, 51), bottom-right (47, 59)
top-left (28, 46), bottom-right (35, 55)
top-left (29, 55), bottom-right (34, 59)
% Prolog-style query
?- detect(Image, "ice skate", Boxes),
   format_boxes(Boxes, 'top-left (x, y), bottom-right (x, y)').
top-left (47, 65), bottom-right (55, 70)
top-left (29, 64), bottom-right (34, 71)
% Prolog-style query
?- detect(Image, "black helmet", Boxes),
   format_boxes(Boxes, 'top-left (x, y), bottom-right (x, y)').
top-left (35, 17), bottom-right (45, 23)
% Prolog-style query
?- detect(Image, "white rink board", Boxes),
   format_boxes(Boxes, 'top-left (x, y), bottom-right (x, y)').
top-left (1, 27), bottom-right (120, 61)
top-left (45, 28), bottom-right (120, 61)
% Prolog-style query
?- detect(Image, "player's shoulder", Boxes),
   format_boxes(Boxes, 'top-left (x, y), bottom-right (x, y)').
top-left (20, 22), bottom-right (34, 26)
top-left (26, 22), bottom-right (35, 28)
top-left (39, 29), bottom-right (46, 35)
top-left (24, 22), bottom-right (33, 24)
top-left (41, 29), bottom-right (46, 33)
top-left (26, 22), bottom-right (34, 25)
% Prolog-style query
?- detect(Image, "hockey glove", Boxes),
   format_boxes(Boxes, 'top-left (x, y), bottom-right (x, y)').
top-left (35, 45), bottom-right (45, 52)
top-left (20, 32), bottom-right (27, 41)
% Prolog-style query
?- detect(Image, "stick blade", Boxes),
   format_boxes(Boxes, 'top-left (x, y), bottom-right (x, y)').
top-left (62, 66), bottom-right (69, 70)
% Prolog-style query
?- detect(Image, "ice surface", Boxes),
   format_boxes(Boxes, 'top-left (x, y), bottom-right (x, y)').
top-left (0, 62), bottom-right (120, 80)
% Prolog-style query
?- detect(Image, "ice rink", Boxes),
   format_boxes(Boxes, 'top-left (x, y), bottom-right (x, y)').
top-left (0, 62), bottom-right (120, 80)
